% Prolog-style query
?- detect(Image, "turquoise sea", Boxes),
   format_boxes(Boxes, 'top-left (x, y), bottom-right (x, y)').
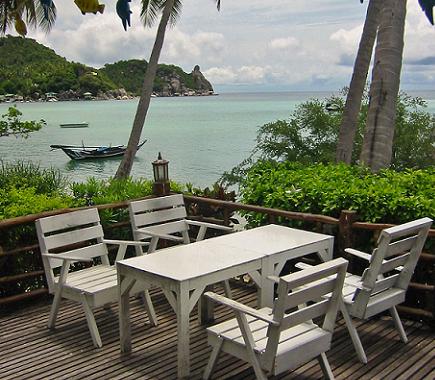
top-left (1, 91), bottom-right (435, 187)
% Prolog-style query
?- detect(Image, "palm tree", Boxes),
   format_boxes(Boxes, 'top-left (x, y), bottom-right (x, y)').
top-left (335, 0), bottom-right (381, 164)
top-left (115, 0), bottom-right (221, 179)
top-left (338, 0), bottom-right (434, 171)
top-left (360, 0), bottom-right (407, 171)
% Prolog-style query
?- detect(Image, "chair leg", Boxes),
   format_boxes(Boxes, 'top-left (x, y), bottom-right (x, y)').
top-left (340, 301), bottom-right (367, 364)
top-left (223, 280), bottom-right (232, 298)
top-left (318, 352), bottom-right (334, 380)
top-left (143, 289), bottom-right (158, 326)
top-left (203, 337), bottom-right (223, 380)
top-left (81, 295), bottom-right (102, 348)
top-left (389, 306), bottom-right (408, 343)
top-left (48, 291), bottom-right (63, 329)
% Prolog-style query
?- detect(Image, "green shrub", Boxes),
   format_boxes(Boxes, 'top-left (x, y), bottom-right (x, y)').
top-left (0, 187), bottom-right (73, 220)
top-left (240, 161), bottom-right (435, 225)
top-left (0, 161), bottom-right (67, 194)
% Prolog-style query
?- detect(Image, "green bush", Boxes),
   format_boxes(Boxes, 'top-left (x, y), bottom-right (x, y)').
top-left (0, 161), bottom-right (66, 194)
top-left (0, 187), bottom-right (73, 220)
top-left (240, 161), bottom-right (435, 225)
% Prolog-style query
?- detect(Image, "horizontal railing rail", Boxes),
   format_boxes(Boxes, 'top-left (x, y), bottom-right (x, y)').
top-left (0, 194), bottom-right (433, 322)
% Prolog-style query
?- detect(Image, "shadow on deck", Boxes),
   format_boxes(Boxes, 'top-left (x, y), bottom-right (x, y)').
top-left (0, 284), bottom-right (433, 380)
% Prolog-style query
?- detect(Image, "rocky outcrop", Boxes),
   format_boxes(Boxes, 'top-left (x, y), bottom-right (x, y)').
top-left (191, 65), bottom-right (213, 93)
top-left (155, 65), bottom-right (214, 97)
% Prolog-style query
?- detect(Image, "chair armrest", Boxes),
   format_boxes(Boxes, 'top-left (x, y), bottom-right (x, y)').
top-left (103, 239), bottom-right (150, 247)
top-left (204, 292), bottom-right (279, 326)
top-left (295, 262), bottom-right (313, 270)
top-left (345, 248), bottom-right (371, 261)
top-left (42, 253), bottom-right (93, 262)
top-left (134, 228), bottom-right (185, 242)
top-left (186, 220), bottom-right (233, 232)
top-left (267, 275), bottom-right (280, 284)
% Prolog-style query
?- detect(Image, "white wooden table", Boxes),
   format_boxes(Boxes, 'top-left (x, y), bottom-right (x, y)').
top-left (117, 224), bottom-right (333, 379)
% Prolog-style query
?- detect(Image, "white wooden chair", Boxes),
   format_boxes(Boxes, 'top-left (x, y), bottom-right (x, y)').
top-left (129, 194), bottom-right (233, 296)
top-left (129, 194), bottom-right (233, 254)
top-left (298, 217), bottom-right (432, 364)
top-left (203, 258), bottom-right (348, 380)
top-left (35, 208), bottom-right (158, 348)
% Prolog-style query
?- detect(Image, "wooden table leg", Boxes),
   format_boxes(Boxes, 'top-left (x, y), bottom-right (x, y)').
top-left (119, 272), bottom-right (136, 353)
top-left (198, 284), bottom-right (215, 324)
top-left (259, 257), bottom-right (275, 308)
top-left (176, 281), bottom-right (191, 379)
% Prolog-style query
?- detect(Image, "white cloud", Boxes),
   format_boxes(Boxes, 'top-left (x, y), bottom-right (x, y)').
top-left (203, 67), bottom-right (237, 84)
top-left (163, 30), bottom-right (225, 67)
top-left (269, 37), bottom-right (299, 50)
top-left (329, 24), bottom-right (363, 56)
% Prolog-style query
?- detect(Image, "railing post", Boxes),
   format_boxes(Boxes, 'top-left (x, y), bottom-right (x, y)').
top-left (338, 210), bottom-right (357, 269)
top-left (223, 207), bottom-right (230, 227)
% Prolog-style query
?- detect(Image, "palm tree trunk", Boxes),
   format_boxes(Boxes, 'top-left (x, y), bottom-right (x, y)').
top-left (360, 0), bottom-right (407, 172)
top-left (115, 0), bottom-right (175, 179)
top-left (336, 0), bottom-right (382, 164)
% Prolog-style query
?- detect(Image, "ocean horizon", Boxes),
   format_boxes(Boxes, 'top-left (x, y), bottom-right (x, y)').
top-left (1, 90), bottom-right (435, 187)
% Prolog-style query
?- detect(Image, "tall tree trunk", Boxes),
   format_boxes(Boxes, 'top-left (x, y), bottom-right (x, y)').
top-left (360, 0), bottom-right (407, 172)
top-left (115, 0), bottom-right (175, 179)
top-left (336, 0), bottom-right (382, 164)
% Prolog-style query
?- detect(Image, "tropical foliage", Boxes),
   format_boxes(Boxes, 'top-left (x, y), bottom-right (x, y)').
top-left (0, 161), bottom-right (188, 220)
top-left (101, 60), bottom-right (198, 95)
top-left (0, 36), bottom-right (115, 96)
top-left (0, 36), bottom-right (206, 97)
top-left (239, 161), bottom-right (435, 225)
top-left (222, 90), bottom-right (435, 185)
top-left (0, 105), bottom-right (45, 138)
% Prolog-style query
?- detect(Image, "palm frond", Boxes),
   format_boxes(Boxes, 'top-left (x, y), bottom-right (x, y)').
top-left (22, 0), bottom-right (38, 29)
top-left (0, 0), bottom-right (15, 35)
top-left (168, 0), bottom-right (182, 27)
top-left (36, 0), bottom-right (56, 33)
top-left (140, 0), bottom-right (164, 28)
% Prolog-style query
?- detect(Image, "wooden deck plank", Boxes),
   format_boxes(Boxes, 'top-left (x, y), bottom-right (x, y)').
top-left (0, 284), bottom-right (433, 380)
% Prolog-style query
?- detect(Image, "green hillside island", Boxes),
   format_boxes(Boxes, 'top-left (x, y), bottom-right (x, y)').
top-left (0, 35), bottom-right (214, 102)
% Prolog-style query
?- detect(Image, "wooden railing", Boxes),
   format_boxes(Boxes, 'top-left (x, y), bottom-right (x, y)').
top-left (0, 194), bottom-right (433, 322)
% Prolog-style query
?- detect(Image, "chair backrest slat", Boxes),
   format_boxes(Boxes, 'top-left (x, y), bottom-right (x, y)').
top-left (379, 253), bottom-right (410, 274)
top-left (42, 225), bottom-right (104, 251)
top-left (129, 194), bottom-right (184, 213)
top-left (280, 299), bottom-right (330, 331)
top-left (384, 235), bottom-right (418, 258)
top-left (37, 208), bottom-right (100, 233)
top-left (132, 207), bottom-right (187, 228)
top-left (46, 243), bottom-right (107, 269)
top-left (140, 220), bottom-right (189, 236)
top-left (284, 277), bottom-right (336, 310)
top-left (371, 274), bottom-right (400, 294)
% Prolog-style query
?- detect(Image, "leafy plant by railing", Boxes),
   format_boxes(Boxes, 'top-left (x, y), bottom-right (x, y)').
top-left (240, 162), bottom-right (435, 226)
top-left (185, 182), bottom-right (237, 221)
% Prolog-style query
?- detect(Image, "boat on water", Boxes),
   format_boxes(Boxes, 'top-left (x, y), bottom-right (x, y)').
top-left (50, 140), bottom-right (146, 160)
top-left (60, 122), bottom-right (89, 128)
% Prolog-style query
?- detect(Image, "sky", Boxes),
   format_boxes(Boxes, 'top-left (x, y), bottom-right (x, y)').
top-left (21, 0), bottom-right (435, 92)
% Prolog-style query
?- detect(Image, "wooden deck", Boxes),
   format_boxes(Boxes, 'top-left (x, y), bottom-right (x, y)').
top-left (1, 284), bottom-right (433, 380)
